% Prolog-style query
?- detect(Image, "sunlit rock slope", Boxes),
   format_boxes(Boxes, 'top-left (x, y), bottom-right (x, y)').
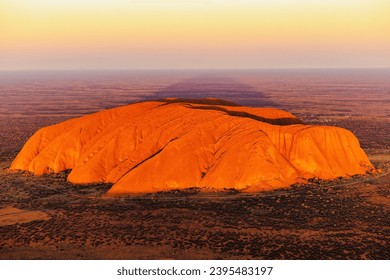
top-left (10, 98), bottom-right (374, 195)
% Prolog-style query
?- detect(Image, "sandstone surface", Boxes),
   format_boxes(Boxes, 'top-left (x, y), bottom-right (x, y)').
top-left (10, 99), bottom-right (374, 195)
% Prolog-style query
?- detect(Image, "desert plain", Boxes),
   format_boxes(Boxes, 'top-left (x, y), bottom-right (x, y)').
top-left (0, 70), bottom-right (389, 259)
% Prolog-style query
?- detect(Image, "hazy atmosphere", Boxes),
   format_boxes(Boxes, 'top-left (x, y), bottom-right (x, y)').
top-left (1, 0), bottom-right (390, 70)
top-left (1, 0), bottom-right (389, 263)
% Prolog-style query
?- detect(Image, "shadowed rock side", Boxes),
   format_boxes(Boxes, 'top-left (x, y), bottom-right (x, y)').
top-left (10, 99), bottom-right (374, 195)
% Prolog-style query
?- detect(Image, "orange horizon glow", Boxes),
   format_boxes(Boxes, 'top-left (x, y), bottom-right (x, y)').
top-left (1, 0), bottom-right (390, 70)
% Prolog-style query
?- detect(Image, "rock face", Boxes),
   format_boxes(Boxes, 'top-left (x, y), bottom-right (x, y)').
top-left (10, 98), bottom-right (374, 195)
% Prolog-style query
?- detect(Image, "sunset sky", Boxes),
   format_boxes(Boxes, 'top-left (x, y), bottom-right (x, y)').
top-left (1, 0), bottom-right (389, 70)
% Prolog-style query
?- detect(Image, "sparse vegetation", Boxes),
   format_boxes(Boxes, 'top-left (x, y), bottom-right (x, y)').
top-left (0, 70), bottom-right (389, 259)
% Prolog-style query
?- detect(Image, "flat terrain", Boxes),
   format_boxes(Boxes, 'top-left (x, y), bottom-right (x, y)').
top-left (0, 70), bottom-right (389, 259)
top-left (0, 158), bottom-right (389, 259)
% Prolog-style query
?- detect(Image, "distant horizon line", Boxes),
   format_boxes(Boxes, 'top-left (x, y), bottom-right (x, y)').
top-left (1, 67), bottom-right (390, 72)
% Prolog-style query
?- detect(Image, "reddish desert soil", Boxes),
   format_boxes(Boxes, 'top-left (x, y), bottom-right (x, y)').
top-left (0, 158), bottom-right (389, 259)
top-left (0, 70), bottom-right (389, 259)
top-left (0, 207), bottom-right (50, 227)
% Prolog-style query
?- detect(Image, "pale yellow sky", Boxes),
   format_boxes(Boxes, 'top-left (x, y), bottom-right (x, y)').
top-left (1, 0), bottom-right (389, 70)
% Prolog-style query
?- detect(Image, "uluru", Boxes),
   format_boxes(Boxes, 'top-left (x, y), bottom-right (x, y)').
top-left (10, 98), bottom-right (374, 195)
